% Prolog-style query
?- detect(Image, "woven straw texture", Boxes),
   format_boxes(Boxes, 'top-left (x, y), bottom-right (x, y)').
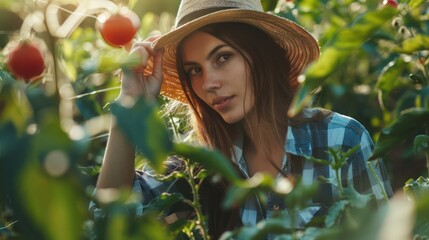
top-left (147, 0), bottom-right (320, 103)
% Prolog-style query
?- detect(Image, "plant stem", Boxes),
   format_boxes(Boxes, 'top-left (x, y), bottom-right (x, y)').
top-left (168, 113), bottom-right (180, 142)
top-left (334, 168), bottom-right (358, 229)
top-left (425, 152), bottom-right (429, 177)
top-left (43, 2), bottom-right (61, 101)
top-left (367, 161), bottom-right (389, 202)
top-left (289, 208), bottom-right (298, 240)
top-left (406, 23), bottom-right (429, 86)
top-left (426, 128), bottom-right (429, 177)
top-left (335, 169), bottom-right (344, 198)
top-left (185, 164), bottom-right (210, 240)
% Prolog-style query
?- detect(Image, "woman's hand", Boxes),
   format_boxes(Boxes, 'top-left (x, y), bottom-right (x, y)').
top-left (118, 35), bottom-right (164, 101)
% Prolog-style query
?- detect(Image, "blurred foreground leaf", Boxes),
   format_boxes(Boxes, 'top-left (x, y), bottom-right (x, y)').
top-left (0, 71), bottom-right (32, 133)
top-left (376, 58), bottom-right (412, 96)
top-left (173, 143), bottom-right (239, 184)
top-left (370, 108), bottom-right (429, 160)
top-left (18, 114), bottom-right (87, 240)
top-left (80, 48), bottom-right (140, 80)
top-left (289, 7), bottom-right (397, 116)
top-left (110, 97), bottom-right (173, 173)
top-left (234, 218), bottom-right (290, 240)
top-left (394, 34), bottom-right (429, 54)
top-left (413, 135), bottom-right (429, 154)
top-left (404, 176), bottom-right (429, 199)
top-left (223, 173), bottom-right (276, 209)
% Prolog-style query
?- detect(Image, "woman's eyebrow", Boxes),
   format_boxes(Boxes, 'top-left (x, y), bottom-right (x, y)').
top-left (182, 44), bottom-right (228, 66)
top-left (206, 44), bottom-right (228, 60)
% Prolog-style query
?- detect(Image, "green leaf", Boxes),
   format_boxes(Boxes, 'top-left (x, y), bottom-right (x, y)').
top-left (0, 72), bottom-right (32, 133)
top-left (261, 0), bottom-right (278, 11)
top-left (301, 227), bottom-right (343, 240)
top-left (284, 179), bottom-right (319, 209)
top-left (289, 7), bottom-right (397, 116)
top-left (0, 8), bottom-right (22, 32)
top-left (74, 88), bottom-right (104, 120)
top-left (414, 134), bottom-right (429, 153)
top-left (104, 211), bottom-right (173, 240)
top-left (19, 160), bottom-right (87, 240)
top-left (223, 173), bottom-right (275, 209)
top-left (0, 122), bottom-right (30, 205)
top-left (403, 176), bottom-right (429, 199)
top-left (81, 49), bottom-right (140, 76)
top-left (145, 192), bottom-right (185, 212)
top-left (370, 108), bottom-right (429, 160)
top-left (325, 200), bottom-right (347, 228)
top-left (173, 143), bottom-right (239, 184)
top-left (408, 0), bottom-right (427, 8)
top-left (413, 193), bottom-right (429, 237)
top-left (17, 119), bottom-right (87, 240)
top-left (330, 145), bottom-right (360, 170)
top-left (318, 176), bottom-right (337, 187)
top-left (394, 34), bottom-right (429, 54)
top-left (342, 186), bottom-right (373, 209)
top-left (110, 97), bottom-right (173, 173)
top-left (376, 58), bottom-right (412, 96)
top-left (235, 218), bottom-right (291, 240)
top-left (306, 156), bottom-right (331, 166)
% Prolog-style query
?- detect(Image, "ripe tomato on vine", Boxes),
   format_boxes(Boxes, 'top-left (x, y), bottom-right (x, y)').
top-left (96, 8), bottom-right (140, 48)
top-left (383, 0), bottom-right (398, 8)
top-left (6, 41), bottom-right (45, 82)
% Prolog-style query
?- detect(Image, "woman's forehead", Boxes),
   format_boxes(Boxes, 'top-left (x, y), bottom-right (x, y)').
top-left (180, 32), bottom-right (228, 60)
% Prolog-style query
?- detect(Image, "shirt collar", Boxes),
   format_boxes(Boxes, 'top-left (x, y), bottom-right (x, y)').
top-left (231, 124), bottom-right (313, 167)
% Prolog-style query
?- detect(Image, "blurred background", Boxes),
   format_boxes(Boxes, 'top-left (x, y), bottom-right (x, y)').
top-left (0, 0), bottom-right (428, 239)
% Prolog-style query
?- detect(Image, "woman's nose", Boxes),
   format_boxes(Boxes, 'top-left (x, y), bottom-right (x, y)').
top-left (201, 69), bottom-right (221, 92)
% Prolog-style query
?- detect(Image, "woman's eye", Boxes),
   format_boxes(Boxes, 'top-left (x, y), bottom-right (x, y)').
top-left (217, 54), bottom-right (231, 64)
top-left (186, 67), bottom-right (201, 76)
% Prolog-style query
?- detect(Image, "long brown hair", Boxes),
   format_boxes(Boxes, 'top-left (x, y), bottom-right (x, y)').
top-left (176, 22), bottom-right (293, 159)
top-left (174, 22), bottom-right (294, 238)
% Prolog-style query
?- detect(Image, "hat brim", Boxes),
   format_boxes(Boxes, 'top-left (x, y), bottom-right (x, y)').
top-left (149, 9), bottom-right (320, 103)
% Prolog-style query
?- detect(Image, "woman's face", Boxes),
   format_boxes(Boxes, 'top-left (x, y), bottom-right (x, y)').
top-left (180, 31), bottom-right (255, 124)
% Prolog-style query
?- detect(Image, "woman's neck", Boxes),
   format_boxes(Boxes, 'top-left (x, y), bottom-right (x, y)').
top-left (241, 114), bottom-right (287, 177)
top-left (242, 110), bottom-right (286, 146)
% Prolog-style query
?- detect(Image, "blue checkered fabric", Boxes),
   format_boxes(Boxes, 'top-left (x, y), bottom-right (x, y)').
top-left (89, 108), bottom-right (393, 234)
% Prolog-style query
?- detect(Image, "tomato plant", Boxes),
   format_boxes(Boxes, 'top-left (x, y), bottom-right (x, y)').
top-left (383, 0), bottom-right (398, 8)
top-left (6, 41), bottom-right (45, 82)
top-left (1, 0), bottom-right (429, 240)
top-left (96, 8), bottom-right (140, 48)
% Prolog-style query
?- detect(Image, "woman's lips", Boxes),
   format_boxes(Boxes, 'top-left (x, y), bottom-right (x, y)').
top-left (212, 96), bottom-right (233, 111)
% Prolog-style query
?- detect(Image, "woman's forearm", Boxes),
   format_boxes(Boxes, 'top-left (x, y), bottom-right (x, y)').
top-left (96, 122), bottom-right (136, 190)
top-left (95, 36), bottom-right (163, 191)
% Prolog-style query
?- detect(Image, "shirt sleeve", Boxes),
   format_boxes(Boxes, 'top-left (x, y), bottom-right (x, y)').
top-left (88, 170), bottom-right (170, 221)
top-left (347, 124), bottom-right (393, 200)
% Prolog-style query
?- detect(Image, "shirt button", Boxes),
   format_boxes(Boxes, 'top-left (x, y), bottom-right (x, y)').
top-left (272, 204), bottom-right (280, 211)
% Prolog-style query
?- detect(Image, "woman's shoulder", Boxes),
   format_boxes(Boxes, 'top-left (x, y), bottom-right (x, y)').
top-left (289, 107), bottom-right (367, 135)
top-left (286, 108), bottom-right (374, 159)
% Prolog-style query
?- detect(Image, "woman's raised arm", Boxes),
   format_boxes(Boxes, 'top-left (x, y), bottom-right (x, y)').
top-left (96, 36), bottom-right (164, 190)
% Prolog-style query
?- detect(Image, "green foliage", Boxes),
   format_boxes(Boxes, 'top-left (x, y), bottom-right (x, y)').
top-left (414, 135), bottom-right (429, 154)
top-left (404, 176), bottom-right (429, 199)
top-left (173, 143), bottom-right (240, 183)
top-left (0, 72), bottom-right (89, 240)
top-left (1, 0), bottom-right (429, 239)
top-left (110, 97), bottom-right (173, 173)
top-left (289, 5), bottom-right (398, 116)
top-left (370, 108), bottom-right (429, 160)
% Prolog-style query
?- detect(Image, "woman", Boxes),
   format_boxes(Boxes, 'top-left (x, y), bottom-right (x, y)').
top-left (92, 0), bottom-right (393, 238)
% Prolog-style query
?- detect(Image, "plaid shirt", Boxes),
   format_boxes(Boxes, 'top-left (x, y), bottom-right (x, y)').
top-left (233, 108), bottom-right (393, 228)
top-left (90, 108), bottom-right (393, 233)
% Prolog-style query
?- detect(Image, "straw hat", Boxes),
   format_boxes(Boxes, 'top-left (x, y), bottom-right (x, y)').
top-left (151, 0), bottom-right (320, 103)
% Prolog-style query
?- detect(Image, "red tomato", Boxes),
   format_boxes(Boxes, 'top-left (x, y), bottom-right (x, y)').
top-left (6, 41), bottom-right (45, 82)
top-left (383, 0), bottom-right (398, 8)
top-left (97, 9), bottom-right (140, 48)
